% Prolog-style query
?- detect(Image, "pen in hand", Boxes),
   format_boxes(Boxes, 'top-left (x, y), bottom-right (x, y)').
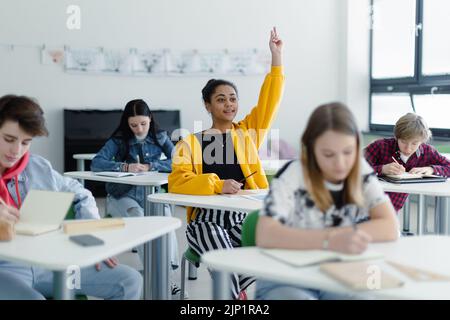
top-left (391, 156), bottom-right (400, 165)
top-left (391, 156), bottom-right (406, 175)
top-left (136, 155), bottom-right (140, 164)
top-left (239, 171), bottom-right (257, 184)
top-left (0, 197), bottom-right (20, 221)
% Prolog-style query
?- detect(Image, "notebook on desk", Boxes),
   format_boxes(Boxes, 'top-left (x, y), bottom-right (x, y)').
top-left (15, 190), bottom-right (75, 236)
top-left (94, 171), bottom-right (135, 178)
top-left (260, 248), bottom-right (383, 268)
top-left (379, 173), bottom-right (447, 184)
top-left (225, 189), bottom-right (269, 200)
top-left (94, 171), bottom-right (157, 178)
top-left (320, 261), bottom-right (404, 290)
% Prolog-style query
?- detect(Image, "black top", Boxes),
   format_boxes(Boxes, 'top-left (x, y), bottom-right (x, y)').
top-left (196, 132), bottom-right (245, 184)
top-left (330, 190), bottom-right (344, 209)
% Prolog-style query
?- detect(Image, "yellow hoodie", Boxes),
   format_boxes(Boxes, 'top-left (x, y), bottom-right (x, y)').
top-left (169, 66), bottom-right (285, 222)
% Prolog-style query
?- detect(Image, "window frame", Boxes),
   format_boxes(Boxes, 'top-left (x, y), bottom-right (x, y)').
top-left (369, 0), bottom-right (450, 138)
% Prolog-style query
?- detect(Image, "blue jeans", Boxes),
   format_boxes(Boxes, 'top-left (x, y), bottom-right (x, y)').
top-left (106, 195), bottom-right (180, 269)
top-left (0, 261), bottom-right (142, 300)
top-left (255, 279), bottom-right (362, 300)
top-left (0, 270), bottom-right (44, 300)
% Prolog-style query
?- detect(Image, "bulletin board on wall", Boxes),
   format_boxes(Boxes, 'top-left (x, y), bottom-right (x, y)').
top-left (42, 46), bottom-right (271, 77)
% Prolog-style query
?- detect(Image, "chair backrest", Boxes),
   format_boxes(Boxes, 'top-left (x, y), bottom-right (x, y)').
top-left (65, 205), bottom-right (75, 220)
top-left (241, 210), bottom-right (260, 247)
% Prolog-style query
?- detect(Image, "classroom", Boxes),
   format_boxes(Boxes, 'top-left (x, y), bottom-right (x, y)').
top-left (1, 0), bottom-right (450, 303)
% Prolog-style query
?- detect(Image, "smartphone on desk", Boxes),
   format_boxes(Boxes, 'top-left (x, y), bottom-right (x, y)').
top-left (69, 234), bottom-right (104, 247)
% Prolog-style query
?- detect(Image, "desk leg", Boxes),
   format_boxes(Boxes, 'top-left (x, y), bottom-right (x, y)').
top-left (76, 159), bottom-right (85, 171)
top-left (437, 197), bottom-right (449, 235)
top-left (76, 159), bottom-right (85, 186)
top-left (211, 270), bottom-right (231, 300)
top-left (53, 271), bottom-right (74, 300)
top-left (143, 186), bottom-right (156, 300)
top-left (417, 194), bottom-right (425, 235)
top-left (152, 205), bottom-right (169, 300)
top-left (403, 197), bottom-right (411, 233)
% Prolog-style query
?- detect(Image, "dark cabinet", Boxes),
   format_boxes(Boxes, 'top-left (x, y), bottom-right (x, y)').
top-left (64, 109), bottom-right (180, 196)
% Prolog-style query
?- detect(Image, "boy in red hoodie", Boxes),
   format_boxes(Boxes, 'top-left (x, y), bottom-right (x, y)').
top-left (0, 95), bottom-right (142, 300)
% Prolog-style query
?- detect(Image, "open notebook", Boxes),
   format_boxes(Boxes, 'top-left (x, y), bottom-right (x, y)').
top-left (94, 171), bottom-right (156, 178)
top-left (225, 189), bottom-right (269, 201)
top-left (15, 190), bottom-right (75, 236)
top-left (380, 172), bottom-right (447, 184)
top-left (261, 248), bottom-right (383, 268)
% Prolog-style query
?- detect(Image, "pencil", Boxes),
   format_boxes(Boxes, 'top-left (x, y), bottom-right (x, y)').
top-left (391, 156), bottom-right (400, 165)
top-left (239, 171), bottom-right (257, 184)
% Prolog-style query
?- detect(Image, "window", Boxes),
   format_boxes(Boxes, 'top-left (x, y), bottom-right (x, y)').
top-left (370, 0), bottom-right (450, 136)
top-left (422, 0), bottom-right (450, 76)
top-left (371, 94), bottom-right (413, 125)
top-left (371, 0), bottom-right (416, 79)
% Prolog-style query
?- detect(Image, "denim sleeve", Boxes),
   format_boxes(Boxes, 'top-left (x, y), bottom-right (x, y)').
top-left (150, 135), bottom-right (174, 172)
top-left (91, 139), bottom-right (124, 172)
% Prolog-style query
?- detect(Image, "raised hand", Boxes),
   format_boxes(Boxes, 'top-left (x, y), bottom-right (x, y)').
top-left (269, 26), bottom-right (283, 66)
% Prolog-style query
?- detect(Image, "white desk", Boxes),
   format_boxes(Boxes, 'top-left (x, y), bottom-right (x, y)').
top-left (64, 171), bottom-right (169, 299)
top-left (147, 192), bottom-right (265, 213)
top-left (380, 180), bottom-right (450, 235)
top-left (0, 217), bottom-right (180, 300)
top-left (147, 191), bottom-right (265, 286)
top-left (73, 153), bottom-right (96, 171)
top-left (202, 235), bottom-right (450, 300)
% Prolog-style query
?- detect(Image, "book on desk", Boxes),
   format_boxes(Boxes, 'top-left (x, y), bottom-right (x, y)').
top-left (15, 190), bottom-right (75, 236)
top-left (94, 171), bottom-right (158, 178)
top-left (379, 172), bottom-right (447, 184)
top-left (261, 248), bottom-right (404, 290)
top-left (260, 248), bottom-right (383, 268)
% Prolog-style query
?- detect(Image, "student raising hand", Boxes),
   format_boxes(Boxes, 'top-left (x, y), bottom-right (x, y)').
top-left (269, 26), bottom-right (283, 66)
top-left (169, 27), bottom-right (285, 300)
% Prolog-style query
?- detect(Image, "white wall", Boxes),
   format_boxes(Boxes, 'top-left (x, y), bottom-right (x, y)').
top-left (341, 0), bottom-right (371, 131)
top-left (0, 0), bottom-right (361, 172)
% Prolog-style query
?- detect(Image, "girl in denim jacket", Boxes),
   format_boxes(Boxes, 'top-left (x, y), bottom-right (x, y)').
top-left (91, 99), bottom-right (174, 209)
top-left (91, 99), bottom-right (181, 294)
